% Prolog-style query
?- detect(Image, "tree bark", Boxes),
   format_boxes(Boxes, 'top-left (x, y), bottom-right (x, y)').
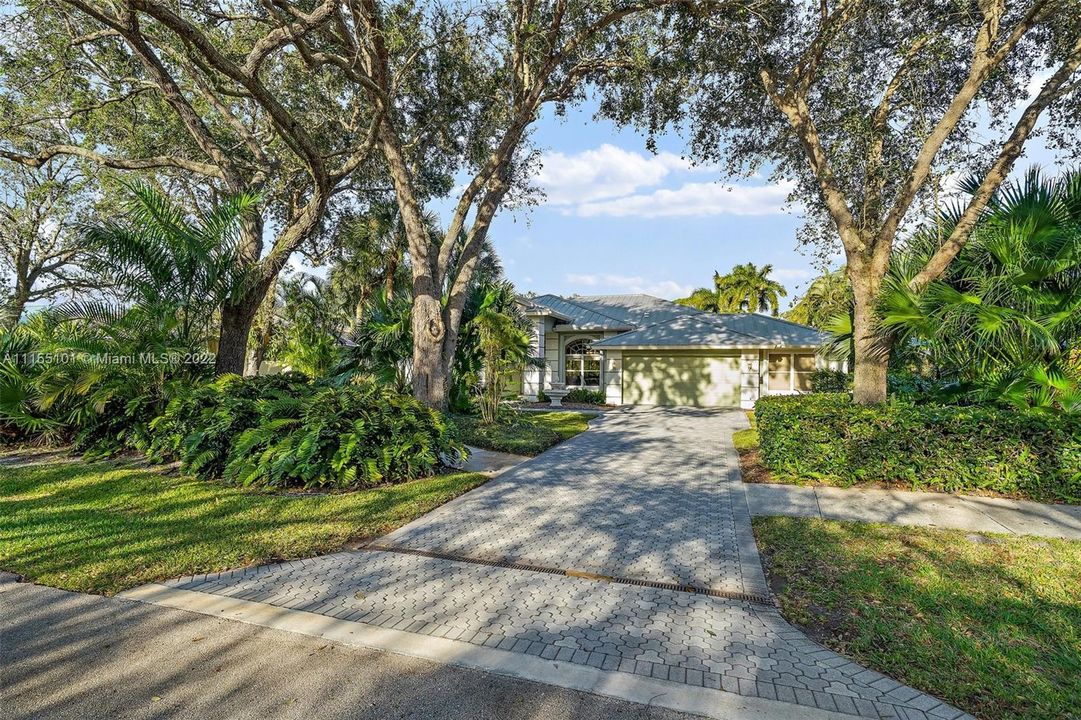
top-left (244, 278), bottom-right (278, 375)
top-left (849, 276), bottom-right (888, 404)
top-left (1, 274), bottom-right (30, 329)
top-left (410, 290), bottom-right (448, 407)
top-left (215, 275), bottom-right (272, 375)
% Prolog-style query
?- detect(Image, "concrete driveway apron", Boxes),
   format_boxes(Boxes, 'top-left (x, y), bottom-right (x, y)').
top-left (150, 408), bottom-right (971, 720)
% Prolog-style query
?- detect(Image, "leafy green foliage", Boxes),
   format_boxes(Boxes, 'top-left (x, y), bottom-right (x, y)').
top-left (755, 394), bottom-right (1081, 502)
top-left (336, 289), bottom-right (413, 391)
top-left (150, 372), bottom-right (462, 490)
top-left (271, 275), bottom-right (342, 378)
top-left (0, 187), bottom-right (252, 455)
top-left (784, 269), bottom-right (851, 329)
top-left (676, 263), bottom-right (787, 315)
top-left (829, 169), bottom-right (1081, 411)
top-left (469, 282), bottom-right (533, 424)
top-left (223, 381), bottom-right (463, 490)
top-left (148, 372), bottom-right (311, 480)
top-left (809, 369), bottom-right (850, 393)
top-left (562, 388), bottom-right (606, 404)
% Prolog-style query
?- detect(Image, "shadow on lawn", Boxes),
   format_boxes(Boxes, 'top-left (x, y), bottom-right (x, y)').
top-left (0, 460), bottom-right (487, 595)
top-left (755, 516), bottom-right (1081, 720)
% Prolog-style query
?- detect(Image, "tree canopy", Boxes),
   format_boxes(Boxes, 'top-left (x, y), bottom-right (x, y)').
top-left (601, 0), bottom-right (1081, 402)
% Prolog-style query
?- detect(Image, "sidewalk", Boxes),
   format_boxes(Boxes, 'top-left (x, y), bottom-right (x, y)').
top-left (745, 483), bottom-right (1081, 540)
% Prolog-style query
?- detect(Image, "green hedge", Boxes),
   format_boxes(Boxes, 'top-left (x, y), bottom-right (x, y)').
top-left (536, 388), bottom-right (606, 404)
top-left (755, 394), bottom-right (1081, 502)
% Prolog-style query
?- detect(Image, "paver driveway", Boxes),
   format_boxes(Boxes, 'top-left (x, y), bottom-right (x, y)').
top-left (151, 408), bottom-right (970, 720)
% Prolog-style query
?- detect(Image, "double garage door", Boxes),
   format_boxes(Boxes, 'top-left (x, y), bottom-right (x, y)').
top-left (622, 352), bottom-right (741, 407)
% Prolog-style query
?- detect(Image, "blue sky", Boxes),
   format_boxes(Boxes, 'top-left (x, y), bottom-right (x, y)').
top-left (482, 101), bottom-right (811, 305)
top-left (468, 81), bottom-right (1064, 309)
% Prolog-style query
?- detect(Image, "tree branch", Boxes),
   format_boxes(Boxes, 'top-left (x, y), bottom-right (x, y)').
top-left (877, 0), bottom-right (1051, 249)
top-left (0, 145), bottom-right (225, 179)
top-left (910, 32), bottom-right (1081, 289)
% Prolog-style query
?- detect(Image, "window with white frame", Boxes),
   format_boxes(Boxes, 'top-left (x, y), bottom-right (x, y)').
top-left (767, 352), bottom-right (816, 392)
top-left (564, 338), bottom-right (601, 387)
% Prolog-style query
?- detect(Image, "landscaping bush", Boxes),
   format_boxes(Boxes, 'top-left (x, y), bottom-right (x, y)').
top-left (223, 381), bottom-right (463, 489)
top-left (563, 388), bottom-right (606, 404)
top-left (809, 369), bottom-right (850, 393)
top-left (149, 373), bottom-right (462, 489)
top-left (536, 388), bottom-right (605, 404)
top-left (755, 393), bottom-right (1081, 502)
top-left (148, 371), bottom-right (312, 479)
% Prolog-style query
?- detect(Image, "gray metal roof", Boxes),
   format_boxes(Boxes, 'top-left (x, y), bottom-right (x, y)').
top-left (529, 294), bottom-right (702, 330)
top-left (528, 293), bottom-right (825, 348)
top-left (592, 312), bottom-right (826, 348)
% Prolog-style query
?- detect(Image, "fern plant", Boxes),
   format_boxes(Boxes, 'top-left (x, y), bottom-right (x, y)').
top-left (224, 381), bottom-right (463, 489)
top-left (147, 371), bottom-right (311, 479)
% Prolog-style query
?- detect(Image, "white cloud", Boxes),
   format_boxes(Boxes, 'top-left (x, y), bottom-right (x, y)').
top-left (535, 143), bottom-right (704, 206)
top-left (773, 267), bottom-right (813, 283)
top-left (573, 181), bottom-right (794, 218)
top-left (565, 273), bottom-right (693, 299)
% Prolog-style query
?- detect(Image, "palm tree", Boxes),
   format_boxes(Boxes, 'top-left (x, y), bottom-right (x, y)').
top-left (469, 284), bottom-right (533, 423)
top-left (275, 274), bottom-right (343, 378)
top-left (675, 287), bottom-right (721, 312)
top-left (714, 263), bottom-right (788, 315)
top-left (83, 182), bottom-right (257, 345)
top-left (872, 168), bottom-right (1081, 410)
top-left (0, 185), bottom-right (256, 451)
top-left (785, 268), bottom-right (851, 328)
top-left (329, 202), bottom-right (444, 329)
top-left (338, 290), bottom-right (414, 391)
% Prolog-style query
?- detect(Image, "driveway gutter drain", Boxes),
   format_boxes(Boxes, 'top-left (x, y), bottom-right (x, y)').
top-left (361, 544), bottom-right (775, 606)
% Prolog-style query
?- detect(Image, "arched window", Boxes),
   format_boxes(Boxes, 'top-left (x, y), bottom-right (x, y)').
top-left (564, 338), bottom-right (601, 387)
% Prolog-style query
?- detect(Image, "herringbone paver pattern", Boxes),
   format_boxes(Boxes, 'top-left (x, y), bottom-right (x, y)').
top-left (383, 408), bottom-right (765, 595)
top-left (164, 408), bottom-right (971, 720)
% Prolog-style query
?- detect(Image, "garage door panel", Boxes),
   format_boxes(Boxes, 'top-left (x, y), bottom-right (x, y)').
top-left (623, 353), bottom-right (740, 407)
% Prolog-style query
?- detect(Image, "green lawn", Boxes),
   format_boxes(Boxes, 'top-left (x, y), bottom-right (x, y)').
top-left (0, 457), bottom-right (487, 595)
top-left (754, 517), bottom-right (1081, 720)
top-left (732, 410), bottom-right (758, 452)
top-left (453, 410), bottom-right (592, 456)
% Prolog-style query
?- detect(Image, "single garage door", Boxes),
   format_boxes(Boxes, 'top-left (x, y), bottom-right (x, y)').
top-left (622, 352), bottom-right (741, 407)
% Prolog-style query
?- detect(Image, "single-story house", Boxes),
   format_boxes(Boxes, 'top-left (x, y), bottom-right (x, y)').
top-left (517, 293), bottom-right (839, 408)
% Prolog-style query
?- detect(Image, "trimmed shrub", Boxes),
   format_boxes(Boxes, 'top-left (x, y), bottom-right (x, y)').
top-left (755, 393), bottom-right (1081, 502)
top-left (563, 388), bottom-right (606, 404)
top-left (809, 369), bottom-right (850, 393)
top-left (536, 388), bottom-right (605, 404)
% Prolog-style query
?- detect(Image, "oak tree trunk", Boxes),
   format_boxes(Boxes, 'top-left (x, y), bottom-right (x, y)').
top-left (0, 286), bottom-right (29, 330)
top-left (410, 290), bottom-right (449, 408)
top-left (850, 279), bottom-right (888, 404)
top-left (215, 275), bottom-right (273, 376)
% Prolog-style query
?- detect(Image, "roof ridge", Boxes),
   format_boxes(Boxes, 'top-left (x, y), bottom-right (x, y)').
top-left (600, 311), bottom-right (765, 343)
top-left (542, 294), bottom-right (630, 326)
top-left (710, 311), bottom-right (821, 332)
top-left (573, 293), bottom-right (705, 313)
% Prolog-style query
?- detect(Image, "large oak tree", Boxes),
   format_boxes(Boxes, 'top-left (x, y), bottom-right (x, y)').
top-left (1, 0), bottom-right (382, 373)
top-left (0, 158), bottom-right (96, 327)
top-left (602, 0), bottom-right (1081, 402)
top-left (305, 0), bottom-right (697, 408)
